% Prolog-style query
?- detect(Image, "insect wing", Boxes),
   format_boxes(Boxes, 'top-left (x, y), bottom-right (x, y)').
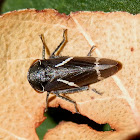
top-left (44, 57), bottom-right (121, 91)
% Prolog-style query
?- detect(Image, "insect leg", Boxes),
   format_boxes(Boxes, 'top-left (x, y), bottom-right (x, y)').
top-left (52, 86), bottom-right (89, 94)
top-left (87, 47), bottom-right (103, 95)
top-left (55, 94), bottom-right (79, 113)
top-left (40, 34), bottom-right (50, 59)
top-left (87, 46), bottom-right (95, 56)
top-left (92, 88), bottom-right (102, 95)
top-left (52, 86), bottom-right (89, 113)
top-left (44, 92), bottom-right (50, 112)
top-left (50, 29), bottom-right (67, 58)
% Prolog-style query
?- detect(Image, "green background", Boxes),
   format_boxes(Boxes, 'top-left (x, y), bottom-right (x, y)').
top-left (0, 0), bottom-right (139, 139)
top-left (1, 0), bottom-right (140, 14)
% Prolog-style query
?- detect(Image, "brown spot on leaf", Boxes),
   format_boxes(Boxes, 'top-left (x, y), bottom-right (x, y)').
top-left (131, 47), bottom-right (134, 52)
top-left (90, 96), bottom-right (94, 100)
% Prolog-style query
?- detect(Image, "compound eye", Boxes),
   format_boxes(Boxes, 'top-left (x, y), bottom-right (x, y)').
top-left (27, 71), bottom-right (45, 93)
top-left (34, 85), bottom-right (44, 93)
top-left (30, 59), bottom-right (40, 66)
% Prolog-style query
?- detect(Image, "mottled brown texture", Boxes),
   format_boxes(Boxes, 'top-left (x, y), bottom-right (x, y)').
top-left (0, 9), bottom-right (139, 139)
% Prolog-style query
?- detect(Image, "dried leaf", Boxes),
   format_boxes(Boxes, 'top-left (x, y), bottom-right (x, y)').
top-left (0, 9), bottom-right (139, 139)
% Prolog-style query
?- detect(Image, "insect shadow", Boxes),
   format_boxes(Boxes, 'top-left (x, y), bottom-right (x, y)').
top-left (45, 107), bottom-right (115, 131)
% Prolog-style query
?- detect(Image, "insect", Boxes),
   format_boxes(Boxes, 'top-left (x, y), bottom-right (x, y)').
top-left (27, 29), bottom-right (122, 113)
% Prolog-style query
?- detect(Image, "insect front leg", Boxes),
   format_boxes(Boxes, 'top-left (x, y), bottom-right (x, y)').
top-left (40, 34), bottom-right (50, 59)
top-left (45, 92), bottom-right (50, 112)
top-left (52, 86), bottom-right (89, 113)
top-left (50, 29), bottom-right (67, 58)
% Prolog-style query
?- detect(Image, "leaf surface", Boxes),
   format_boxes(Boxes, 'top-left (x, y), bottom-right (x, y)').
top-left (0, 9), bottom-right (139, 139)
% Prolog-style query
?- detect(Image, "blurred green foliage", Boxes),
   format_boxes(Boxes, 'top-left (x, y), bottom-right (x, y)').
top-left (1, 0), bottom-right (140, 14)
